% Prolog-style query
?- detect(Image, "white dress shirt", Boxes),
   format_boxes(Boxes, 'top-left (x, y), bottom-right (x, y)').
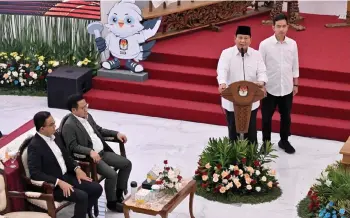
top-left (259, 35), bottom-right (299, 96)
top-left (74, 114), bottom-right (104, 154)
top-left (217, 45), bottom-right (268, 112)
top-left (37, 132), bottom-right (67, 186)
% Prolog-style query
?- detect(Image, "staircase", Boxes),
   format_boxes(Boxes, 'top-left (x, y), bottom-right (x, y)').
top-left (84, 52), bottom-right (350, 142)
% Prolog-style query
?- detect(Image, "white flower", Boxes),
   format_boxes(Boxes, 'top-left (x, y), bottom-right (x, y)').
top-left (213, 177), bottom-right (219, 183)
top-left (222, 179), bottom-right (228, 184)
top-left (6, 80), bottom-right (9, 83)
top-left (12, 71), bottom-right (18, 77)
top-left (168, 170), bottom-right (175, 179)
top-left (255, 186), bottom-right (261, 192)
top-left (175, 183), bottom-right (182, 191)
top-left (77, 61), bottom-right (82, 67)
top-left (7, 71), bottom-right (11, 75)
top-left (20, 69), bottom-right (25, 73)
top-left (20, 82), bottom-right (24, 86)
top-left (32, 73), bottom-right (38, 79)
top-left (246, 185), bottom-right (252, 190)
top-left (167, 183), bottom-right (174, 188)
top-left (53, 61), bottom-right (59, 67)
top-left (170, 177), bottom-right (178, 183)
top-left (321, 171), bottom-right (329, 180)
top-left (15, 56), bottom-right (21, 61)
top-left (202, 175), bottom-right (208, 181)
top-left (205, 163), bottom-right (211, 169)
top-left (325, 179), bottom-right (332, 187)
top-left (0, 80), bottom-right (3, 84)
top-left (229, 165), bottom-right (234, 171)
top-left (255, 170), bottom-right (261, 176)
top-left (29, 81), bottom-right (33, 85)
top-left (261, 176), bottom-right (267, 182)
top-left (38, 61), bottom-right (43, 66)
top-left (19, 78), bottom-right (23, 83)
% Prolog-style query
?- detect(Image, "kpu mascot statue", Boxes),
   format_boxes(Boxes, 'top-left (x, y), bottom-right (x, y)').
top-left (88, 0), bottom-right (161, 73)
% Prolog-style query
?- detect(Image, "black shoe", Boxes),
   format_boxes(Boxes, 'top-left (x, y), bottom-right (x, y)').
top-left (107, 201), bottom-right (123, 213)
top-left (278, 140), bottom-right (295, 154)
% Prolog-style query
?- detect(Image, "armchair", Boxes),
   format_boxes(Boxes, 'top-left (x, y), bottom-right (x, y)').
top-left (18, 136), bottom-right (73, 218)
top-left (58, 114), bottom-right (127, 216)
top-left (59, 114), bottom-right (127, 182)
top-left (0, 161), bottom-right (52, 218)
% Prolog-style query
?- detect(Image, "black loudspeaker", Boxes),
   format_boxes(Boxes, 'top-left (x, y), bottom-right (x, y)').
top-left (47, 66), bottom-right (93, 109)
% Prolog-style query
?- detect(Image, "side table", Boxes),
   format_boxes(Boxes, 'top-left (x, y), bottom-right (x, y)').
top-left (123, 179), bottom-right (196, 218)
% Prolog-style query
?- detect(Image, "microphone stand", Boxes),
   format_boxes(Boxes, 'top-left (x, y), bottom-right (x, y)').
top-left (239, 48), bottom-right (246, 141)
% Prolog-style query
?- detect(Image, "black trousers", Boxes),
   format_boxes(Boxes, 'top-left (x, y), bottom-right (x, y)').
top-left (225, 108), bottom-right (258, 145)
top-left (261, 91), bottom-right (293, 142)
top-left (54, 173), bottom-right (103, 218)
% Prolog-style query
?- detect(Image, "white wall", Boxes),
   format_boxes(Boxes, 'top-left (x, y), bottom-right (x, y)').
top-left (284, 1), bottom-right (347, 16)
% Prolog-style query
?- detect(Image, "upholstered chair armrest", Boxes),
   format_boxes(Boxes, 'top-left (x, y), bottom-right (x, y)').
top-left (104, 137), bottom-right (126, 157)
top-left (8, 191), bottom-right (53, 201)
top-left (22, 176), bottom-right (55, 194)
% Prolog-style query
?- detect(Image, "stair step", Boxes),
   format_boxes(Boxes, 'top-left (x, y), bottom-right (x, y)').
top-left (143, 62), bottom-right (217, 86)
top-left (143, 62), bottom-right (350, 98)
top-left (299, 78), bottom-right (350, 101)
top-left (92, 77), bottom-right (350, 120)
top-left (84, 89), bottom-right (350, 142)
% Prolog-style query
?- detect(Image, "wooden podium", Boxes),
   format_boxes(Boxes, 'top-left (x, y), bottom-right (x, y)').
top-left (221, 81), bottom-right (265, 140)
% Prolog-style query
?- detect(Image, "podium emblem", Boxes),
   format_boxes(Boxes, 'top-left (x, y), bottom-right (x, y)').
top-left (238, 85), bottom-right (248, 97)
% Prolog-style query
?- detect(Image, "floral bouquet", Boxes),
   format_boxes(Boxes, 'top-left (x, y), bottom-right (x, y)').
top-left (0, 52), bottom-right (59, 89)
top-left (194, 137), bottom-right (279, 196)
top-left (155, 160), bottom-right (183, 195)
top-left (318, 201), bottom-right (346, 218)
top-left (195, 158), bottom-right (278, 195)
top-left (299, 162), bottom-right (350, 218)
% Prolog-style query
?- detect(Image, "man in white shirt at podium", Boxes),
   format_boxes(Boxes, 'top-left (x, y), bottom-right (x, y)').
top-left (217, 26), bottom-right (268, 145)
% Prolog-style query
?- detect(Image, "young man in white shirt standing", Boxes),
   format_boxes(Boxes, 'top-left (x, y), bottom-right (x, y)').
top-left (217, 26), bottom-right (268, 145)
top-left (259, 14), bottom-right (299, 154)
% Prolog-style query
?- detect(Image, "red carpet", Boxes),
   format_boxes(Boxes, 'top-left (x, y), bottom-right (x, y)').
top-left (85, 13), bottom-right (350, 142)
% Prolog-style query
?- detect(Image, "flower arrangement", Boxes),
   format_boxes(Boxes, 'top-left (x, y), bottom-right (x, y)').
top-left (194, 137), bottom-right (281, 203)
top-left (0, 14), bottom-right (101, 93)
top-left (195, 158), bottom-right (278, 195)
top-left (0, 52), bottom-right (60, 89)
top-left (318, 201), bottom-right (346, 218)
top-left (298, 161), bottom-right (350, 218)
top-left (155, 160), bottom-right (183, 195)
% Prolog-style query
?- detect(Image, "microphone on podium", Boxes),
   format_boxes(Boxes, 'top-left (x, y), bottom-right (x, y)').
top-left (240, 47), bottom-right (246, 80)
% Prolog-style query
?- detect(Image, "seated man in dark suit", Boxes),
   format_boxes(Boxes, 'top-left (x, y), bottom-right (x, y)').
top-left (61, 94), bottom-right (132, 212)
top-left (27, 111), bottom-right (103, 218)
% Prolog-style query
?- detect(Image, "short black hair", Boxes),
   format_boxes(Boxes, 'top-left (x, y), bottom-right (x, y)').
top-left (273, 13), bottom-right (288, 25)
top-left (33, 111), bottom-right (51, 131)
top-left (67, 94), bottom-right (84, 111)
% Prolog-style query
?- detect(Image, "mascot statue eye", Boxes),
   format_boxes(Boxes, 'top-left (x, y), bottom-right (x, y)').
top-left (112, 17), bottom-right (118, 22)
top-left (124, 16), bottom-right (134, 25)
